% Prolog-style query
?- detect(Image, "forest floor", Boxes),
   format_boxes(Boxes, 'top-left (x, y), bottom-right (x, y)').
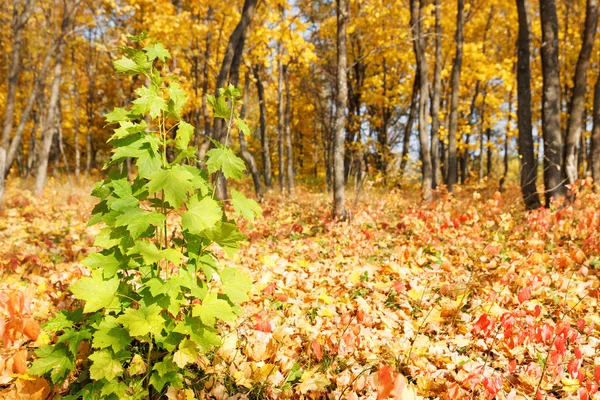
top-left (1, 178), bottom-right (600, 399)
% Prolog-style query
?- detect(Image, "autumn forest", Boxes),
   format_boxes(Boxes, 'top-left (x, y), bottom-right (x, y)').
top-left (1, 0), bottom-right (600, 399)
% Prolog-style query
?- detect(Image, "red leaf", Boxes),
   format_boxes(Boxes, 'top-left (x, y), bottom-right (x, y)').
top-left (254, 320), bottom-right (272, 333)
top-left (311, 339), bottom-right (322, 361)
top-left (23, 318), bottom-right (40, 341)
top-left (518, 287), bottom-right (531, 304)
top-left (376, 364), bottom-right (395, 400)
top-left (13, 349), bottom-right (27, 375)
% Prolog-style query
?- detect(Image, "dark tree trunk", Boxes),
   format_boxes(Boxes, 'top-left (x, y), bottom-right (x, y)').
top-left (399, 72), bottom-right (419, 178)
top-left (591, 73), bottom-right (600, 188)
top-left (284, 66), bottom-right (294, 193)
top-left (253, 66), bottom-right (272, 188)
top-left (516, 0), bottom-right (542, 209)
top-left (277, 56), bottom-right (286, 192)
top-left (539, 0), bottom-right (566, 202)
top-left (410, 0), bottom-right (432, 200)
top-left (333, 0), bottom-right (348, 219)
top-left (564, 0), bottom-right (598, 185)
top-left (446, 0), bottom-right (465, 192)
top-left (212, 0), bottom-right (258, 200)
top-left (1, 0), bottom-right (34, 151)
top-left (238, 72), bottom-right (263, 202)
top-left (430, 0), bottom-right (442, 189)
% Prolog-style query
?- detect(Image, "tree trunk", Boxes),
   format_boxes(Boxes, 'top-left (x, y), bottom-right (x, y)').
top-left (499, 90), bottom-right (511, 192)
top-left (35, 39), bottom-right (68, 195)
top-left (446, 0), bottom-right (465, 192)
top-left (1, 0), bottom-right (35, 150)
top-left (253, 66), bottom-right (272, 189)
top-left (539, 0), bottom-right (566, 202)
top-left (399, 72), bottom-right (419, 178)
top-left (486, 128), bottom-right (492, 176)
top-left (410, 0), bottom-right (432, 200)
top-left (564, 0), bottom-right (598, 185)
top-left (284, 66), bottom-right (294, 193)
top-left (198, 6), bottom-right (213, 162)
top-left (430, 0), bottom-right (442, 190)
top-left (591, 73), bottom-right (600, 188)
top-left (71, 48), bottom-right (81, 181)
top-left (212, 0), bottom-right (257, 200)
top-left (238, 73), bottom-right (263, 202)
top-left (333, 0), bottom-right (348, 219)
top-left (277, 56), bottom-right (286, 192)
top-left (516, 0), bottom-right (542, 209)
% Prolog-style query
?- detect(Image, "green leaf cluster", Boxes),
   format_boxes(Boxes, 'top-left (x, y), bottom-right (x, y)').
top-left (29, 37), bottom-right (260, 398)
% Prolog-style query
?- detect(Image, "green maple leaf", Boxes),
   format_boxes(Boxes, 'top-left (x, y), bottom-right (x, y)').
top-left (132, 85), bottom-right (166, 119)
top-left (117, 304), bottom-right (165, 337)
top-left (114, 56), bottom-right (148, 75)
top-left (192, 292), bottom-right (236, 327)
top-left (70, 273), bottom-right (120, 313)
top-left (115, 207), bottom-right (165, 239)
top-left (231, 189), bottom-right (262, 222)
top-left (205, 147), bottom-right (246, 180)
top-left (236, 117), bottom-right (251, 136)
top-left (81, 252), bottom-right (121, 276)
top-left (89, 350), bottom-right (124, 381)
top-left (109, 120), bottom-right (147, 141)
top-left (175, 121), bottom-right (194, 150)
top-left (43, 309), bottom-right (83, 333)
top-left (205, 221), bottom-right (246, 256)
top-left (93, 316), bottom-right (132, 353)
top-left (57, 328), bottom-right (92, 356)
top-left (130, 240), bottom-right (183, 266)
top-left (206, 94), bottom-right (230, 119)
top-left (109, 178), bottom-right (139, 211)
top-left (147, 165), bottom-right (195, 208)
top-left (173, 340), bottom-right (199, 368)
top-left (104, 108), bottom-right (130, 123)
top-left (136, 150), bottom-right (163, 179)
top-left (144, 43), bottom-right (171, 62)
top-left (181, 196), bottom-right (222, 234)
top-left (169, 82), bottom-right (187, 118)
top-left (173, 316), bottom-right (221, 349)
top-left (101, 380), bottom-right (128, 397)
top-left (220, 268), bottom-right (252, 303)
top-left (29, 344), bottom-right (74, 384)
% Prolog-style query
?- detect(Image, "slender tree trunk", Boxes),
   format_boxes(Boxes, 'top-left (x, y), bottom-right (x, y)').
top-left (212, 0), bottom-right (257, 200)
top-left (284, 66), bottom-right (294, 193)
top-left (198, 6), bottom-right (213, 162)
top-left (539, 0), bottom-right (566, 202)
top-left (399, 72), bottom-right (419, 178)
top-left (486, 128), bottom-right (492, 176)
top-left (410, 0), bottom-right (432, 200)
top-left (85, 62), bottom-right (96, 179)
top-left (333, 0), bottom-right (348, 219)
top-left (238, 73), bottom-right (263, 201)
top-left (591, 73), bottom-right (600, 188)
top-left (516, 0), bottom-right (542, 209)
top-left (253, 66), bottom-right (272, 188)
top-left (35, 39), bottom-right (68, 195)
top-left (4, 42), bottom-right (56, 178)
top-left (499, 90), bottom-right (511, 192)
top-left (57, 108), bottom-right (73, 187)
top-left (277, 56), bottom-right (286, 192)
top-left (430, 0), bottom-right (442, 189)
top-left (446, 0), bottom-right (465, 192)
top-left (1, 0), bottom-right (35, 150)
top-left (71, 49), bottom-right (81, 181)
top-left (564, 0), bottom-right (598, 185)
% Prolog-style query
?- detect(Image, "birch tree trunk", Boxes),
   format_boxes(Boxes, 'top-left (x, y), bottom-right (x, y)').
top-left (410, 0), bottom-right (432, 200)
top-left (333, 0), bottom-right (348, 219)
top-left (430, 0), bottom-right (442, 190)
top-left (564, 0), bottom-right (598, 185)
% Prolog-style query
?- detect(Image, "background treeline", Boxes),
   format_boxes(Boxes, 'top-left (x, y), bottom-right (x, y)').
top-left (0, 0), bottom-right (599, 209)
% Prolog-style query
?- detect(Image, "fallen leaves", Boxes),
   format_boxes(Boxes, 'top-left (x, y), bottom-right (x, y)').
top-left (2, 183), bottom-right (600, 398)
